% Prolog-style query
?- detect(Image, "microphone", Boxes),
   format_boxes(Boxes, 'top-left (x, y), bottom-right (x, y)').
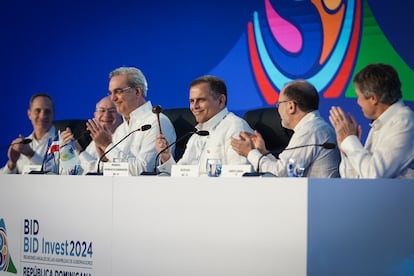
top-left (29, 137), bottom-right (60, 175)
top-left (152, 105), bottom-right (163, 135)
top-left (243, 142), bottom-right (336, 177)
top-left (283, 142), bottom-right (336, 151)
top-left (141, 129), bottom-right (209, 175)
top-left (0, 138), bottom-right (32, 150)
top-left (86, 124), bottom-right (151, 175)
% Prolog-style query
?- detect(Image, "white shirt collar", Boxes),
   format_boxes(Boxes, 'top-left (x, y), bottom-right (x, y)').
top-left (370, 100), bottom-right (404, 130)
top-left (293, 110), bottom-right (319, 132)
top-left (124, 101), bottom-right (152, 126)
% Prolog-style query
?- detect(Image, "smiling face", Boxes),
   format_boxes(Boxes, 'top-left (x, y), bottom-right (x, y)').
top-left (94, 96), bottom-right (122, 133)
top-left (108, 74), bottom-right (144, 120)
top-left (189, 82), bottom-right (225, 124)
top-left (27, 95), bottom-right (54, 139)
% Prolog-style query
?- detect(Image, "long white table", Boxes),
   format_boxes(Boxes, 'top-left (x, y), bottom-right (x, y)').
top-left (1, 175), bottom-right (413, 276)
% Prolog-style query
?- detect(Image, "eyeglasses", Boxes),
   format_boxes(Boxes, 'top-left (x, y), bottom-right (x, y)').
top-left (107, 86), bottom-right (131, 96)
top-left (275, 100), bottom-right (291, 108)
top-left (96, 108), bottom-right (117, 114)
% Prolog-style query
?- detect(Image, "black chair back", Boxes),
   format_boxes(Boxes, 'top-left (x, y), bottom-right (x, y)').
top-left (53, 119), bottom-right (91, 151)
top-left (162, 108), bottom-right (196, 161)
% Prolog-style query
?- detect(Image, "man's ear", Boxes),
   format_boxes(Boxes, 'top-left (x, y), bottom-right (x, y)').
top-left (135, 86), bottom-right (140, 96)
top-left (218, 94), bottom-right (226, 106)
top-left (287, 101), bottom-right (296, 114)
top-left (369, 93), bottom-right (379, 105)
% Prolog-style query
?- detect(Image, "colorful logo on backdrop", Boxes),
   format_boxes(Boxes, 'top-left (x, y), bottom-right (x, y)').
top-left (248, 0), bottom-right (361, 104)
top-left (0, 219), bottom-right (17, 274)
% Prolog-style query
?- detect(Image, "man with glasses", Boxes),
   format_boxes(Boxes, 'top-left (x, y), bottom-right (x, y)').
top-left (61, 96), bottom-right (123, 174)
top-left (1, 93), bottom-right (57, 174)
top-left (231, 80), bottom-right (340, 177)
top-left (85, 67), bottom-right (176, 175)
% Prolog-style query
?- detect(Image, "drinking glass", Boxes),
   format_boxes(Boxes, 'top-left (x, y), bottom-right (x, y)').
top-left (294, 160), bottom-right (305, 177)
top-left (287, 158), bottom-right (305, 177)
top-left (206, 158), bottom-right (222, 177)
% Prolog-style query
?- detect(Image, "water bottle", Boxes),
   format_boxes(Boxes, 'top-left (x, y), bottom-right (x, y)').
top-left (287, 158), bottom-right (296, 177)
top-left (59, 135), bottom-right (81, 175)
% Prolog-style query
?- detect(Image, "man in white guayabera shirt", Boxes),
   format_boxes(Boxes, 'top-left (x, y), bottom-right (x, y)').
top-left (1, 93), bottom-right (57, 174)
top-left (330, 63), bottom-right (414, 178)
top-left (156, 75), bottom-right (253, 175)
top-left (231, 79), bottom-right (340, 178)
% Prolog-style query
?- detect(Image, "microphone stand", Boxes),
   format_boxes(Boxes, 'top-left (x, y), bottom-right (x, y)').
top-left (86, 124), bottom-right (151, 175)
top-left (29, 137), bottom-right (56, 175)
top-left (141, 130), bottom-right (209, 176)
top-left (283, 142), bottom-right (336, 151)
top-left (242, 142), bottom-right (336, 177)
top-left (0, 138), bottom-right (33, 151)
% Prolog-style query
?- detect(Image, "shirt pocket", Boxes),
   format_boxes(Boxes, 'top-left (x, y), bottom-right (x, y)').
top-left (204, 143), bottom-right (225, 160)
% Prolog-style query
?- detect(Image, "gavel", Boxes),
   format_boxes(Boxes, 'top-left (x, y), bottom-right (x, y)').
top-left (152, 105), bottom-right (163, 134)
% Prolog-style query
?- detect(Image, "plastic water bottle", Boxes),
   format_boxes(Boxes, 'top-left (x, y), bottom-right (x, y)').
top-left (59, 135), bottom-right (81, 175)
top-left (287, 158), bottom-right (296, 177)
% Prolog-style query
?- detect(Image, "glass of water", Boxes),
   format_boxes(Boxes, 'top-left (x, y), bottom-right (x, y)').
top-left (294, 160), bottom-right (305, 177)
top-left (206, 158), bottom-right (222, 177)
top-left (287, 158), bottom-right (305, 177)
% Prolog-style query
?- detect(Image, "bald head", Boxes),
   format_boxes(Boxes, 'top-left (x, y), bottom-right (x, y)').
top-left (282, 80), bottom-right (319, 112)
top-left (94, 96), bottom-right (122, 133)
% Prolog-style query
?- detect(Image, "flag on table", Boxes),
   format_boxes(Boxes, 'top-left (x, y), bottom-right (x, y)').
top-left (43, 136), bottom-right (60, 174)
top-left (48, 141), bottom-right (59, 154)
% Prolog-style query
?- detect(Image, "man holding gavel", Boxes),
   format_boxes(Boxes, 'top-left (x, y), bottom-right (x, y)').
top-left (87, 66), bottom-right (176, 176)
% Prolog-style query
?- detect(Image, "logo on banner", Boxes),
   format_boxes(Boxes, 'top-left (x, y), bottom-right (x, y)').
top-left (0, 218), bottom-right (17, 274)
top-left (247, 0), bottom-right (362, 103)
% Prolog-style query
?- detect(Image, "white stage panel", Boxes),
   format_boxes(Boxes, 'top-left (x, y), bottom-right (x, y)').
top-left (112, 177), bottom-right (308, 276)
top-left (0, 175), bottom-right (113, 276)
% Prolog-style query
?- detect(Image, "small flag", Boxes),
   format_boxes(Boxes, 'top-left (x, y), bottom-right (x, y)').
top-left (48, 141), bottom-right (60, 154)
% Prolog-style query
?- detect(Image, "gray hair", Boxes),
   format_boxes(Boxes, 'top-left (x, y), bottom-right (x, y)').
top-left (353, 63), bottom-right (402, 105)
top-left (109, 67), bottom-right (148, 98)
top-left (29, 93), bottom-right (55, 111)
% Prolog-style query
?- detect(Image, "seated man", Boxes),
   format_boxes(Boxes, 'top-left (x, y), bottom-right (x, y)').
top-left (156, 75), bottom-right (253, 175)
top-left (329, 63), bottom-right (414, 178)
top-left (231, 80), bottom-right (340, 178)
top-left (88, 66), bottom-right (176, 175)
top-left (1, 93), bottom-right (57, 174)
top-left (61, 96), bottom-right (123, 174)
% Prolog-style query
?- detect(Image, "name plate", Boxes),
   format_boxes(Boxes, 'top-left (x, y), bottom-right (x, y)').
top-left (22, 164), bottom-right (42, 174)
top-left (103, 162), bottom-right (129, 176)
top-left (221, 165), bottom-right (252, 177)
top-left (171, 165), bottom-right (199, 177)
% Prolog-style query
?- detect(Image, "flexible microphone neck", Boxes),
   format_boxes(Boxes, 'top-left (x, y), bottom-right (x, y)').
top-left (141, 130), bottom-right (209, 175)
top-left (29, 137), bottom-right (57, 174)
top-left (0, 138), bottom-right (32, 150)
top-left (283, 142), bottom-right (336, 151)
top-left (89, 124), bottom-right (151, 175)
top-left (243, 142), bottom-right (336, 177)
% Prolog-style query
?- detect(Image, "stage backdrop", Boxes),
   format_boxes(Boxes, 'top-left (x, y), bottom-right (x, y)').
top-left (1, 0), bottom-right (413, 166)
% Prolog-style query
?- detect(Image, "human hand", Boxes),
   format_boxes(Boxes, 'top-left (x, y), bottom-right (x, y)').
top-left (87, 118), bottom-right (112, 150)
top-left (329, 106), bottom-right (361, 146)
top-left (7, 137), bottom-right (22, 168)
top-left (251, 130), bottom-right (268, 154)
top-left (230, 131), bottom-right (255, 157)
top-left (60, 127), bottom-right (74, 145)
top-left (10, 135), bottom-right (34, 159)
top-left (156, 134), bottom-right (170, 164)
